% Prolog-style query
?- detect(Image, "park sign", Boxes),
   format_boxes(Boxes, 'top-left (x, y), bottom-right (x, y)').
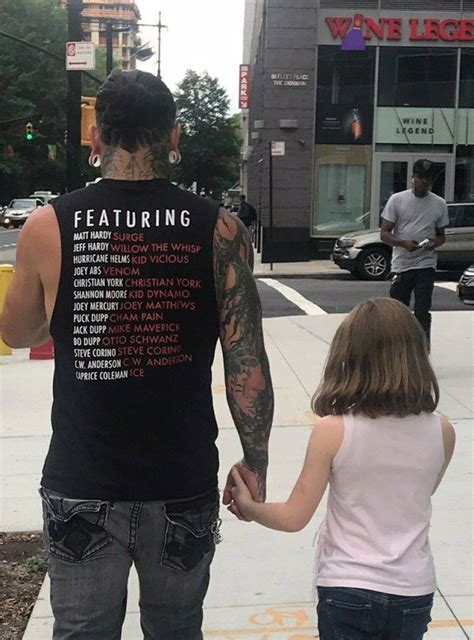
top-left (66, 42), bottom-right (96, 71)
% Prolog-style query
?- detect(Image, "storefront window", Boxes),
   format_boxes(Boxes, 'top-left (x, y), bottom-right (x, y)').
top-left (317, 46), bottom-right (376, 105)
top-left (460, 50), bottom-right (474, 109)
top-left (313, 145), bottom-right (372, 235)
top-left (455, 147), bottom-right (474, 203)
top-left (378, 47), bottom-right (457, 107)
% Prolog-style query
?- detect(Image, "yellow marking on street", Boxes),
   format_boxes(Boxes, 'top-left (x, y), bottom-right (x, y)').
top-left (204, 619), bottom-right (473, 637)
top-left (430, 619), bottom-right (473, 628)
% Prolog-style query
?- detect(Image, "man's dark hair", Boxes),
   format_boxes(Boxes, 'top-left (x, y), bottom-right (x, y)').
top-left (240, 194), bottom-right (246, 200)
top-left (95, 69), bottom-right (176, 153)
top-left (413, 159), bottom-right (435, 180)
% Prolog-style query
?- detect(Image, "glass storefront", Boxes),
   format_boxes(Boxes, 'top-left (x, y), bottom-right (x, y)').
top-left (313, 145), bottom-right (372, 235)
top-left (460, 50), bottom-right (474, 109)
top-left (378, 47), bottom-right (457, 107)
top-left (316, 46), bottom-right (376, 105)
top-left (455, 146), bottom-right (474, 202)
top-left (313, 44), bottom-right (473, 237)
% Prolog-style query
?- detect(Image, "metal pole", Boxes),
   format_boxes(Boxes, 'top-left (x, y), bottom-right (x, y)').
top-left (0, 30), bottom-right (101, 85)
top-left (66, 0), bottom-right (83, 193)
top-left (106, 23), bottom-right (113, 75)
top-left (157, 12), bottom-right (162, 78)
top-left (269, 141), bottom-right (274, 271)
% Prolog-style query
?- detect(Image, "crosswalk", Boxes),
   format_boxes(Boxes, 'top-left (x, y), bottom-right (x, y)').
top-left (259, 278), bottom-right (327, 315)
top-left (257, 278), bottom-right (469, 317)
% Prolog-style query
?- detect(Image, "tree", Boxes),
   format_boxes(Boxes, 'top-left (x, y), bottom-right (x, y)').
top-left (0, 0), bottom-right (107, 203)
top-left (174, 70), bottom-right (241, 198)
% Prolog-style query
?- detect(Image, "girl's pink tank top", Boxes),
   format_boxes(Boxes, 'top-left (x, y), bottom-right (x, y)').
top-left (315, 412), bottom-right (445, 596)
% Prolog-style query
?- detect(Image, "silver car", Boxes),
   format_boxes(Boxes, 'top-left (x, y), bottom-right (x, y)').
top-left (2, 198), bottom-right (43, 228)
top-left (332, 202), bottom-right (474, 281)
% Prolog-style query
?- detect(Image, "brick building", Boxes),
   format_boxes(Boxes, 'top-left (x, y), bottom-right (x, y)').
top-left (59, 0), bottom-right (141, 70)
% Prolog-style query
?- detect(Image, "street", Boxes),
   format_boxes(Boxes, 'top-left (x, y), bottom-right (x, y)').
top-left (257, 274), bottom-right (468, 317)
top-left (0, 228), bottom-right (468, 317)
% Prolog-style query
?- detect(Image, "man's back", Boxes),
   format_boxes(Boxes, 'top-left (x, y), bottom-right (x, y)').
top-left (42, 179), bottom-right (221, 500)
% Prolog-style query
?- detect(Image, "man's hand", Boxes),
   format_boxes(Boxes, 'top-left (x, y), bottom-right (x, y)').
top-left (426, 239), bottom-right (438, 250)
top-left (403, 240), bottom-right (420, 252)
top-left (223, 459), bottom-right (266, 521)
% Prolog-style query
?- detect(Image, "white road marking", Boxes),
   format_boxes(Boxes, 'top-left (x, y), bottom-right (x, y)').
top-left (435, 282), bottom-right (458, 292)
top-left (260, 278), bottom-right (327, 315)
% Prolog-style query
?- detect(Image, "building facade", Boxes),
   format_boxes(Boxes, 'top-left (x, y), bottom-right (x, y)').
top-left (59, 0), bottom-right (141, 70)
top-left (243, 0), bottom-right (474, 262)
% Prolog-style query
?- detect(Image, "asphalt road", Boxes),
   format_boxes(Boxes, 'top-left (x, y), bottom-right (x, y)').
top-left (256, 275), bottom-right (469, 317)
top-left (0, 228), bottom-right (469, 317)
top-left (0, 228), bottom-right (19, 264)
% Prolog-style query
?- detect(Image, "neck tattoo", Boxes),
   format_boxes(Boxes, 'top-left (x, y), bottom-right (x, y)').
top-left (101, 148), bottom-right (157, 181)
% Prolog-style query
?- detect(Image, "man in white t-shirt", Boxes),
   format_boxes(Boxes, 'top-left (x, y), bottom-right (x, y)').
top-left (381, 159), bottom-right (449, 346)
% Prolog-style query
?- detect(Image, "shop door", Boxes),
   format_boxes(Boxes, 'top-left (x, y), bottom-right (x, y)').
top-left (373, 154), bottom-right (454, 226)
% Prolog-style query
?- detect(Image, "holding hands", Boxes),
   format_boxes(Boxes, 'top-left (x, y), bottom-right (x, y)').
top-left (229, 466), bottom-right (256, 521)
top-left (223, 460), bottom-right (263, 521)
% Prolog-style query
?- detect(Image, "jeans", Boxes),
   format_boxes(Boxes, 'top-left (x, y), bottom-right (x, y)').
top-left (317, 587), bottom-right (434, 640)
top-left (390, 268), bottom-right (436, 345)
top-left (40, 487), bottom-right (221, 640)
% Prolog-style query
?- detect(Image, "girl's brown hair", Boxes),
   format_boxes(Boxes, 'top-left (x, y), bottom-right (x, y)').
top-left (312, 298), bottom-right (439, 419)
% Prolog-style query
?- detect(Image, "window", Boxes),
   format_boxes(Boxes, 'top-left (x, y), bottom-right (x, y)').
top-left (448, 206), bottom-right (474, 228)
top-left (460, 50), bottom-right (474, 109)
top-left (317, 46), bottom-right (376, 105)
top-left (455, 147), bottom-right (474, 203)
top-left (378, 47), bottom-right (457, 107)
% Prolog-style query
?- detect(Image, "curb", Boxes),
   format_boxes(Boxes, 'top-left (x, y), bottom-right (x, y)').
top-left (254, 272), bottom-right (352, 280)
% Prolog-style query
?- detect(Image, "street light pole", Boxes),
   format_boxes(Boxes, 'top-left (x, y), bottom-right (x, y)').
top-left (106, 23), bottom-right (113, 75)
top-left (157, 12), bottom-right (167, 78)
top-left (66, 0), bottom-right (83, 193)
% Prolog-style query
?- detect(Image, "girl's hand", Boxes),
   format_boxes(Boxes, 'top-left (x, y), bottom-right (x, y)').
top-left (230, 466), bottom-right (255, 519)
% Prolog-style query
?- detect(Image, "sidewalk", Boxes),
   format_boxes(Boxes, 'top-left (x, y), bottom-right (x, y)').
top-left (253, 252), bottom-right (343, 278)
top-left (1, 312), bottom-right (473, 639)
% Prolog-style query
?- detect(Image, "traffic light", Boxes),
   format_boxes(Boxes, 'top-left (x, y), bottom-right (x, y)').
top-left (81, 97), bottom-right (96, 146)
top-left (25, 122), bottom-right (34, 141)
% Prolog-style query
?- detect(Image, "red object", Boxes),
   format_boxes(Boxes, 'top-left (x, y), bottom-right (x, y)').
top-left (30, 339), bottom-right (54, 360)
top-left (326, 15), bottom-right (474, 42)
top-left (239, 65), bottom-right (251, 110)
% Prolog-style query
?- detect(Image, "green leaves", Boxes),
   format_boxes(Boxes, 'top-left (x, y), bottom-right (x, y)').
top-left (173, 70), bottom-right (240, 198)
top-left (0, 0), bottom-right (72, 200)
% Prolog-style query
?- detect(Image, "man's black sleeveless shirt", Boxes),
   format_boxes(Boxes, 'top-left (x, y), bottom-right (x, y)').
top-left (42, 179), bottom-right (220, 500)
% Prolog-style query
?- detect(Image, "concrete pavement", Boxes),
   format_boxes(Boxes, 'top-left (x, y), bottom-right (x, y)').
top-left (1, 311), bottom-right (473, 639)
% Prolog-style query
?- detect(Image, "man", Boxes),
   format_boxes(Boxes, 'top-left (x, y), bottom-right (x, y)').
top-left (237, 194), bottom-right (257, 229)
top-left (0, 70), bottom-right (273, 639)
top-left (381, 158), bottom-right (449, 346)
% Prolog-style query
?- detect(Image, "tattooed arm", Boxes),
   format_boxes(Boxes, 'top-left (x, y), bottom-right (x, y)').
top-left (213, 209), bottom-right (274, 510)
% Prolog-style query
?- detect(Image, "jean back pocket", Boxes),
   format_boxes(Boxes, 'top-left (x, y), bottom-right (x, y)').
top-left (161, 491), bottom-right (221, 572)
top-left (40, 487), bottom-right (113, 563)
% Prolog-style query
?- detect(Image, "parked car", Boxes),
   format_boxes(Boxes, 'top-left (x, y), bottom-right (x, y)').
top-left (458, 265), bottom-right (474, 305)
top-left (332, 202), bottom-right (474, 280)
top-left (1, 198), bottom-right (43, 228)
top-left (29, 191), bottom-right (57, 204)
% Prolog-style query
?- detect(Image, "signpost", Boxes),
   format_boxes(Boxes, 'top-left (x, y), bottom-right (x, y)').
top-left (66, 41), bottom-right (96, 71)
top-left (271, 141), bottom-right (286, 157)
top-left (66, 0), bottom-right (83, 193)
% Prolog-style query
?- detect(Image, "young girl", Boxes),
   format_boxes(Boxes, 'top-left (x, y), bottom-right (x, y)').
top-left (230, 298), bottom-right (455, 640)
